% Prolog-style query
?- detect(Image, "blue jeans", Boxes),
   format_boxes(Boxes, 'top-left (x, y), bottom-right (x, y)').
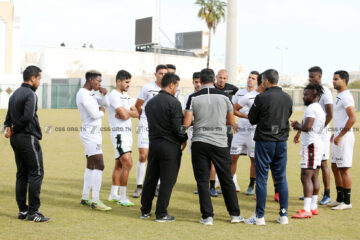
top-left (255, 141), bottom-right (288, 218)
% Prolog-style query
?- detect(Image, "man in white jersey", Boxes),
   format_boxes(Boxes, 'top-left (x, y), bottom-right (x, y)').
top-left (133, 65), bottom-right (168, 198)
top-left (76, 70), bottom-right (111, 211)
top-left (108, 70), bottom-right (139, 206)
top-left (231, 71), bottom-right (259, 194)
top-left (291, 84), bottom-right (325, 219)
top-left (328, 71), bottom-right (356, 210)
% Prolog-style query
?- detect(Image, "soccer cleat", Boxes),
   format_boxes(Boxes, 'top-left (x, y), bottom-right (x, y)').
top-left (210, 187), bottom-right (218, 197)
top-left (80, 198), bottom-right (92, 206)
top-left (244, 214), bottom-right (266, 225)
top-left (155, 214), bottom-right (175, 222)
top-left (118, 200), bottom-right (135, 207)
top-left (277, 216), bottom-right (289, 224)
top-left (332, 202), bottom-right (352, 210)
top-left (230, 215), bottom-right (245, 223)
top-left (133, 187), bottom-right (142, 198)
top-left (194, 190), bottom-right (199, 194)
top-left (27, 211), bottom-right (50, 222)
top-left (311, 208), bottom-right (319, 215)
top-left (91, 201), bottom-right (112, 211)
top-left (327, 201), bottom-right (342, 207)
top-left (299, 196), bottom-right (304, 200)
top-left (292, 209), bottom-right (312, 219)
top-left (246, 186), bottom-right (254, 195)
top-left (108, 195), bottom-right (120, 202)
top-left (319, 195), bottom-right (331, 205)
top-left (140, 213), bottom-right (152, 219)
top-left (154, 184), bottom-right (160, 197)
top-left (274, 193), bottom-right (279, 202)
top-left (18, 211), bottom-right (28, 220)
top-left (234, 181), bottom-right (241, 192)
top-left (200, 217), bottom-right (213, 225)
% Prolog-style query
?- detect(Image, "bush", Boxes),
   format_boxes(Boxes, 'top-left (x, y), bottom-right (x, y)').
top-left (349, 80), bottom-right (360, 89)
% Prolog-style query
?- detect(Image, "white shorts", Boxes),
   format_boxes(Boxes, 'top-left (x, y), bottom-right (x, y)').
top-left (111, 133), bottom-right (133, 159)
top-left (187, 127), bottom-right (193, 154)
top-left (137, 120), bottom-right (149, 149)
top-left (230, 131), bottom-right (255, 158)
top-left (80, 129), bottom-right (102, 157)
top-left (320, 127), bottom-right (331, 160)
top-left (331, 132), bottom-right (355, 168)
top-left (301, 142), bottom-right (323, 169)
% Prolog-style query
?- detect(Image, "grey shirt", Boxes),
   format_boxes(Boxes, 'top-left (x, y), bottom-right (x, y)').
top-left (185, 85), bottom-right (233, 147)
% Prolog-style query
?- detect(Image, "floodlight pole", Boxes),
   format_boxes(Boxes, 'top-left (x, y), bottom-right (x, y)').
top-left (225, 0), bottom-right (238, 85)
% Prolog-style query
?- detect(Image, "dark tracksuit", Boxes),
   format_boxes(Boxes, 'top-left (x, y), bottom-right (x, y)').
top-left (4, 83), bottom-right (44, 214)
top-left (140, 90), bottom-right (188, 218)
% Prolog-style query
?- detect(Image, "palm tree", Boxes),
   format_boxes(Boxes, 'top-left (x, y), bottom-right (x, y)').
top-left (195, 0), bottom-right (227, 68)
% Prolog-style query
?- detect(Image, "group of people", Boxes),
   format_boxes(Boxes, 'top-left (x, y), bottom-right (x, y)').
top-left (3, 64), bottom-right (356, 225)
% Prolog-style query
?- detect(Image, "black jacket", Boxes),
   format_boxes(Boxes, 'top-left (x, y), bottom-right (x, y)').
top-left (248, 86), bottom-right (292, 142)
top-left (4, 83), bottom-right (42, 140)
top-left (145, 90), bottom-right (187, 145)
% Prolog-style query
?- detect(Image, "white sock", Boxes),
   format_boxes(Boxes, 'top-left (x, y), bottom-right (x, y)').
top-left (92, 169), bottom-right (103, 203)
top-left (304, 197), bottom-right (312, 212)
top-left (215, 174), bottom-right (219, 183)
top-left (110, 185), bottom-right (119, 197)
top-left (136, 162), bottom-right (146, 185)
top-left (157, 179), bottom-right (161, 185)
top-left (233, 174), bottom-right (237, 182)
top-left (311, 195), bottom-right (318, 210)
top-left (82, 168), bottom-right (93, 200)
top-left (119, 186), bottom-right (127, 201)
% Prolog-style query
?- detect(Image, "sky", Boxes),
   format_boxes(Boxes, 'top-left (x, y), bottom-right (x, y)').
top-left (7, 0), bottom-right (360, 83)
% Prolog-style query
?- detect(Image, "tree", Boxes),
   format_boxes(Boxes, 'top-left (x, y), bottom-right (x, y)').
top-left (195, 0), bottom-right (226, 68)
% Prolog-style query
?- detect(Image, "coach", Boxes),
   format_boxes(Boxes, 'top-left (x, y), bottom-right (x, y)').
top-left (140, 73), bottom-right (187, 222)
top-left (248, 69), bottom-right (292, 225)
top-left (4, 65), bottom-right (50, 222)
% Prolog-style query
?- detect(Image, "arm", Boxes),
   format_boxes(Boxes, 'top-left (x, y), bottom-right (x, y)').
top-left (291, 118), bottom-right (315, 132)
top-left (324, 104), bottom-right (333, 127)
top-left (83, 101), bottom-right (104, 119)
top-left (115, 106), bottom-right (139, 120)
top-left (4, 106), bottom-right (11, 127)
top-left (96, 92), bottom-right (110, 107)
top-left (334, 106), bottom-right (356, 145)
top-left (12, 92), bottom-right (36, 133)
top-left (171, 102), bottom-right (188, 143)
top-left (183, 111), bottom-right (193, 128)
top-left (135, 99), bottom-right (144, 119)
top-left (248, 96), bottom-right (260, 125)
top-left (226, 111), bottom-right (235, 126)
top-left (233, 103), bottom-right (248, 119)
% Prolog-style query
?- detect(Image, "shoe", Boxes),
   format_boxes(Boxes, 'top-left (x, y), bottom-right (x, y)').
top-left (80, 198), bottom-right (92, 206)
top-left (155, 214), bottom-right (175, 222)
top-left (18, 211), bottom-right (28, 220)
top-left (274, 193), bottom-right (279, 202)
top-left (299, 196), bottom-right (304, 200)
top-left (210, 187), bottom-right (218, 197)
top-left (133, 187), bottom-right (142, 198)
top-left (140, 213), bottom-right (152, 219)
top-left (155, 184), bottom-right (160, 197)
top-left (200, 217), bottom-right (213, 225)
top-left (118, 199), bottom-right (135, 207)
top-left (311, 208), bottom-right (319, 215)
top-left (277, 216), bottom-right (289, 224)
top-left (27, 211), bottom-right (50, 222)
top-left (216, 189), bottom-right (223, 194)
top-left (194, 190), bottom-right (199, 194)
top-left (108, 195), bottom-right (120, 202)
top-left (230, 215), bottom-right (245, 223)
top-left (327, 201), bottom-right (342, 207)
top-left (234, 181), bottom-right (241, 192)
top-left (319, 195), bottom-right (331, 205)
top-left (291, 209), bottom-right (312, 219)
top-left (244, 214), bottom-right (265, 225)
top-left (332, 202), bottom-right (352, 210)
top-left (91, 201), bottom-right (112, 211)
top-left (246, 186), bottom-right (254, 195)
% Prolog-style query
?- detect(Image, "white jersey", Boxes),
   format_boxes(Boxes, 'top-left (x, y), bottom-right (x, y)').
top-left (76, 88), bottom-right (109, 128)
top-left (319, 86), bottom-right (333, 123)
top-left (108, 89), bottom-right (132, 136)
top-left (183, 91), bottom-right (195, 111)
top-left (233, 89), bottom-right (253, 131)
top-left (138, 81), bottom-right (161, 121)
top-left (333, 90), bottom-right (354, 135)
top-left (301, 102), bottom-right (325, 146)
top-left (238, 90), bottom-right (259, 130)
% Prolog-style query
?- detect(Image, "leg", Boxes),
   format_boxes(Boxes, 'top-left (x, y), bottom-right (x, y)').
top-left (89, 154), bottom-right (104, 203)
top-left (339, 168), bottom-right (352, 204)
top-left (119, 153), bottom-right (133, 187)
top-left (321, 160), bottom-right (331, 194)
top-left (301, 169), bottom-right (314, 212)
top-left (136, 148), bottom-right (148, 186)
top-left (231, 155), bottom-right (240, 176)
top-left (332, 163), bottom-right (344, 203)
top-left (112, 159), bottom-right (122, 186)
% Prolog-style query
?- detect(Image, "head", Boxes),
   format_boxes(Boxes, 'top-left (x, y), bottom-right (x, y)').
top-left (155, 64), bottom-right (168, 84)
top-left (161, 73), bottom-right (180, 96)
top-left (303, 83), bottom-right (324, 106)
top-left (333, 70), bottom-right (349, 91)
top-left (166, 64), bottom-right (176, 73)
top-left (115, 70), bottom-right (132, 92)
top-left (308, 66), bottom-right (322, 85)
top-left (200, 68), bottom-right (215, 85)
top-left (23, 65), bottom-right (42, 90)
top-left (257, 73), bottom-right (265, 93)
top-left (85, 70), bottom-right (102, 91)
top-left (247, 71), bottom-right (259, 90)
top-left (261, 69), bottom-right (279, 89)
top-left (192, 72), bottom-right (201, 92)
top-left (215, 69), bottom-right (228, 88)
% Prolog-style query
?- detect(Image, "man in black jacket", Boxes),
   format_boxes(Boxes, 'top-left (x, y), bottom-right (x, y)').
top-left (246, 69), bottom-right (292, 225)
top-left (140, 73), bottom-right (187, 222)
top-left (4, 65), bottom-right (50, 222)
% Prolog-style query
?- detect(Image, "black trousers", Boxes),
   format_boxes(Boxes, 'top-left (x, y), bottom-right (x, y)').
top-left (141, 139), bottom-right (182, 217)
top-left (191, 141), bottom-right (240, 219)
top-left (10, 133), bottom-right (44, 214)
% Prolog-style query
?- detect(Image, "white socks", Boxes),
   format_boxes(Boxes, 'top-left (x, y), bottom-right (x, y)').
top-left (110, 185), bottom-right (119, 197)
top-left (304, 197), bottom-right (312, 212)
top-left (92, 169), bottom-right (103, 203)
top-left (119, 186), bottom-right (127, 201)
top-left (311, 195), bottom-right (318, 210)
top-left (233, 174), bottom-right (237, 182)
top-left (136, 162), bottom-right (146, 185)
top-left (82, 168), bottom-right (93, 200)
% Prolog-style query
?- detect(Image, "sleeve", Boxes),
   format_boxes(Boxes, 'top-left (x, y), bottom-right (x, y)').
top-left (232, 90), bottom-right (239, 104)
top-left (304, 104), bottom-right (316, 119)
top-left (248, 95), bottom-right (260, 125)
top-left (82, 94), bottom-right (104, 120)
top-left (96, 94), bottom-right (109, 107)
top-left (4, 101), bottom-right (11, 127)
top-left (109, 93), bottom-right (122, 110)
top-left (171, 101), bottom-right (188, 143)
top-left (343, 92), bottom-right (355, 109)
top-left (323, 88), bottom-right (333, 105)
top-left (12, 91), bottom-right (36, 133)
top-left (138, 85), bottom-right (147, 100)
top-left (182, 94), bottom-right (189, 111)
top-left (237, 95), bottom-right (248, 108)
top-left (185, 94), bottom-right (194, 112)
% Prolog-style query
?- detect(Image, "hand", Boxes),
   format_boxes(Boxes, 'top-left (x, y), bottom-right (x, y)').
top-left (130, 106), bottom-right (137, 111)
top-left (334, 135), bottom-right (342, 146)
top-left (4, 126), bottom-right (13, 138)
top-left (99, 87), bottom-right (107, 95)
top-left (115, 113), bottom-right (120, 119)
top-left (293, 134), bottom-right (300, 144)
top-left (330, 134), bottom-right (334, 143)
top-left (99, 106), bottom-right (105, 113)
top-left (290, 120), bottom-right (300, 129)
top-left (232, 123), bottom-right (239, 133)
top-left (181, 142), bottom-right (187, 151)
